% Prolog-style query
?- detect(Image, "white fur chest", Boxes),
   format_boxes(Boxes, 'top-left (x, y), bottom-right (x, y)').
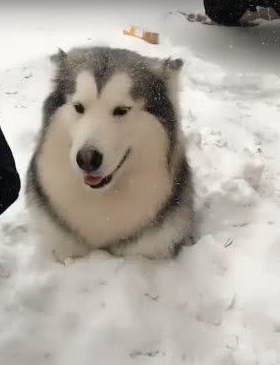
top-left (36, 123), bottom-right (172, 249)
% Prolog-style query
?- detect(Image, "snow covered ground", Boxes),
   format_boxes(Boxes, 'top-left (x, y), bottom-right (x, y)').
top-left (1, 1), bottom-right (280, 364)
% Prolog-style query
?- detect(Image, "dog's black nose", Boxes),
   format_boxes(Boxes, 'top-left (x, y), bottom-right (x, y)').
top-left (76, 148), bottom-right (103, 173)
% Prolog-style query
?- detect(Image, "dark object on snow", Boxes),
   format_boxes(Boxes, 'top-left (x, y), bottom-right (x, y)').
top-left (204, 0), bottom-right (280, 25)
top-left (0, 127), bottom-right (21, 215)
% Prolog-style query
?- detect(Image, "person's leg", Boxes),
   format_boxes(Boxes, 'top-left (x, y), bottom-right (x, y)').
top-left (204, 0), bottom-right (249, 25)
top-left (0, 127), bottom-right (21, 215)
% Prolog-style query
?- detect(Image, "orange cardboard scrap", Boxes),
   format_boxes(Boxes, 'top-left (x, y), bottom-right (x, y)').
top-left (123, 25), bottom-right (159, 44)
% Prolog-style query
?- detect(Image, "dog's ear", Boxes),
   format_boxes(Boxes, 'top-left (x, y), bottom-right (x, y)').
top-left (149, 56), bottom-right (184, 78)
top-left (163, 58), bottom-right (184, 72)
top-left (50, 48), bottom-right (68, 65)
top-left (151, 57), bottom-right (184, 79)
top-left (162, 58), bottom-right (184, 97)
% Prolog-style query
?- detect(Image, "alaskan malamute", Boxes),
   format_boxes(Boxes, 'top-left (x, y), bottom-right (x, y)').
top-left (26, 47), bottom-right (193, 261)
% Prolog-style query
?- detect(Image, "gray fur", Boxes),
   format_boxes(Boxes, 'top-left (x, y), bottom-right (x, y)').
top-left (50, 47), bottom-right (181, 156)
top-left (35, 47), bottom-right (183, 154)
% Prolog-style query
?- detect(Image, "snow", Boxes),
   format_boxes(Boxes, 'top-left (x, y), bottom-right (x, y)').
top-left (1, 1), bottom-right (280, 364)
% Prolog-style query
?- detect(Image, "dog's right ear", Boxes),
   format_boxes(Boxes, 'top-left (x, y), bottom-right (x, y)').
top-left (164, 58), bottom-right (184, 72)
top-left (50, 48), bottom-right (67, 65)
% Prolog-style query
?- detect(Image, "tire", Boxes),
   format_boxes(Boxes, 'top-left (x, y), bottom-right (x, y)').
top-left (204, 0), bottom-right (248, 25)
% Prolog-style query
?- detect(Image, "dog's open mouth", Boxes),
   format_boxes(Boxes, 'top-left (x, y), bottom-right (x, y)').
top-left (83, 148), bottom-right (131, 189)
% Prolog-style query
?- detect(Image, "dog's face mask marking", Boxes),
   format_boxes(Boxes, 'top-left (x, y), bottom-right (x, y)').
top-left (49, 47), bottom-right (184, 190)
top-left (66, 71), bottom-right (135, 189)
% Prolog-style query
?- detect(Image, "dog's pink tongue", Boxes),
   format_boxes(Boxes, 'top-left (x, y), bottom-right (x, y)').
top-left (84, 175), bottom-right (102, 186)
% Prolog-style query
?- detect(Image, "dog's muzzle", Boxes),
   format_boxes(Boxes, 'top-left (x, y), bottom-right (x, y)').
top-left (82, 148), bottom-right (131, 189)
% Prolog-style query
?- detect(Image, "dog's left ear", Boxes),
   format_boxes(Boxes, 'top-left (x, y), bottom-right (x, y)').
top-left (161, 58), bottom-right (184, 95)
top-left (164, 58), bottom-right (184, 72)
top-left (50, 48), bottom-right (68, 65)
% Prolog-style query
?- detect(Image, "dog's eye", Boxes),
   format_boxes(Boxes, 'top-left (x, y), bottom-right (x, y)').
top-left (113, 106), bottom-right (131, 117)
top-left (74, 102), bottom-right (85, 114)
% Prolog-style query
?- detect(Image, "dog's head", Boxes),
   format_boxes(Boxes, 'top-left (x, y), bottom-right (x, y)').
top-left (46, 47), bottom-right (184, 190)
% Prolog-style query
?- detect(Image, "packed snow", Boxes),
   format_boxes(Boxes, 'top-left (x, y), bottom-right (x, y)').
top-left (1, 1), bottom-right (280, 364)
